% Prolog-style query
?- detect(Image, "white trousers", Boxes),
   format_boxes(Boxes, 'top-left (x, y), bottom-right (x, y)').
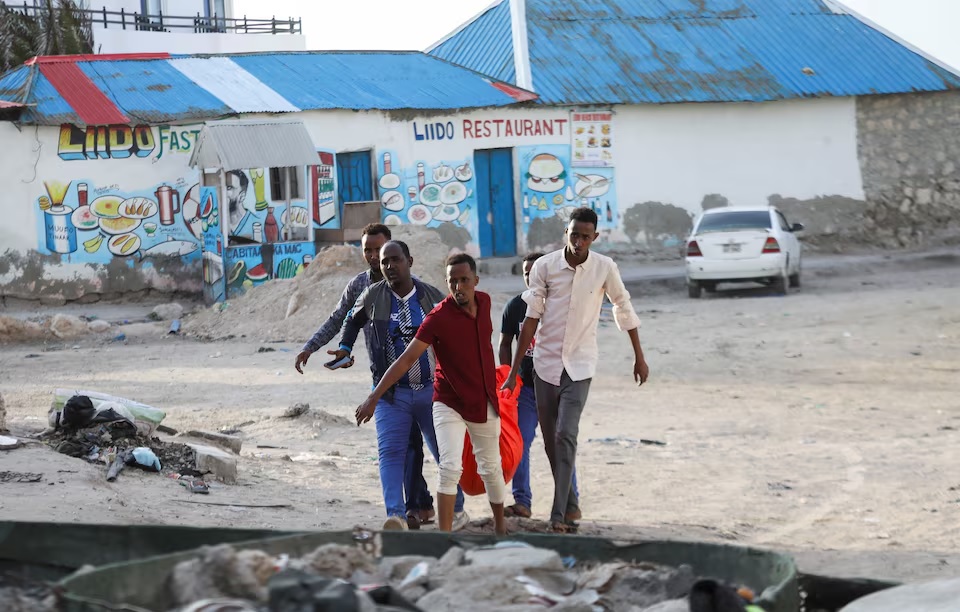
top-left (433, 401), bottom-right (506, 505)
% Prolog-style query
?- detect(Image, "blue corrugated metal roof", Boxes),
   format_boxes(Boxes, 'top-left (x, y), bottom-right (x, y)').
top-left (232, 52), bottom-right (521, 110)
top-left (428, 0), bottom-right (960, 105)
top-left (429, 0), bottom-right (516, 84)
top-left (0, 51), bottom-right (534, 125)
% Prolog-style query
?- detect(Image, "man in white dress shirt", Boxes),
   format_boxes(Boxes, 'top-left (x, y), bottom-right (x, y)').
top-left (502, 207), bottom-right (649, 532)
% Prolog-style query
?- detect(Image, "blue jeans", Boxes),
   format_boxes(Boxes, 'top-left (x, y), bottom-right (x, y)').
top-left (375, 386), bottom-right (463, 518)
top-left (404, 424), bottom-right (433, 512)
top-left (512, 384), bottom-right (578, 509)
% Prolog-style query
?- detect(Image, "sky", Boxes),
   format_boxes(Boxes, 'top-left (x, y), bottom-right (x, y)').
top-left (233, 0), bottom-right (960, 71)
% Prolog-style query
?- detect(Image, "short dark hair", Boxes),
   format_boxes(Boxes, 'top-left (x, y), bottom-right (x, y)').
top-left (226, 169), bottom-right (249, 191)
top-left (522, 251), bottom-right (545, 264)
top-left (362, 223), bottom-right (391, 239)
top-left (383, 240), bottom-right (410, 258)
top-left (569, 207), bottom-right (598, 229)
top-left (446, 252), bottom-right (477, 273)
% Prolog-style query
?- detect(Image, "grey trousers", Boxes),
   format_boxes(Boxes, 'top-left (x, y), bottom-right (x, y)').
top-left (534, 370), bottom-right (592, 524)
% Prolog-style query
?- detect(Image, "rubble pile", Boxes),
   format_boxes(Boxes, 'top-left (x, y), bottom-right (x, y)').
top-left (163, 540), bottom-right (741, 612)
top-left (0, 572), bottom-right (56, 612)
top-left (185, 226), bottom-right (452, 343)
top-left (0, 313), bottom-right (112, 343)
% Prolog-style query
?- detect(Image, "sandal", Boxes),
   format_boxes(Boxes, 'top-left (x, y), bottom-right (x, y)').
top-left (549, 521), bottom-right (574, 534)
top-left (405, 511), bottom-right (421, 530)
top-left (505, 504), bottom-right (532, 518)
top-left (418, 508), bottom-right (436, 524)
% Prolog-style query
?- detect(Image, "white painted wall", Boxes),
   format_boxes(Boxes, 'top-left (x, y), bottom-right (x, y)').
top-left (614, 97), bottom-right (865, 212)
top-left (93, 28), bottom-right (306, 54)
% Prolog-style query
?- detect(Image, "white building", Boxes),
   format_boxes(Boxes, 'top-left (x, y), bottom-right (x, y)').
top-left (12, 0), bottom-right (306, 54)
top-left (2, 0), bottom-right (960, 302)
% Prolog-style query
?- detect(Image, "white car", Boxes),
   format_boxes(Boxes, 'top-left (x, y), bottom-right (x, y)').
top-left (684, 206), bottom-right (804, 298)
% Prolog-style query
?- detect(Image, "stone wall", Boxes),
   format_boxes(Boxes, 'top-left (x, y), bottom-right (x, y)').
top-left (857, 91), bottom-right (960, 248)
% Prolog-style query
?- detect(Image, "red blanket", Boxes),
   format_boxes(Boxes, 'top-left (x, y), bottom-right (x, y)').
top-left (460, 365), bottom-right (524, 496)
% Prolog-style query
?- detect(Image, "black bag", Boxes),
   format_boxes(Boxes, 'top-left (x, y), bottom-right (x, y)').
top-left (62, 396), bottom-right (96, 429)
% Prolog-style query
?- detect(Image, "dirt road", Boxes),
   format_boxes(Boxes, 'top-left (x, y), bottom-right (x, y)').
top-left (1, 251), bottom-right (958, 581)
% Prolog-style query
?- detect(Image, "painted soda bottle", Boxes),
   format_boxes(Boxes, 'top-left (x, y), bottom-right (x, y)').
top-left (264, 207), bottom-right (279, 243)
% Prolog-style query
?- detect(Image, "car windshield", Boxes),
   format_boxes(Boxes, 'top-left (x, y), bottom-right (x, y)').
top-left (697, 211), bottom-right (772, 233)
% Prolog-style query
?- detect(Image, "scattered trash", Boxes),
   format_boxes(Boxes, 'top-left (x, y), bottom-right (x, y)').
top-left (0, 435), bottom-right (20, 450)
top-left (589, 436), bottom-right (667, 447)
top-left (257, 346), bottom-right (276, 353)
top-left (169, 319), bottom-right (182, 335)
top-left (767, 482), bottom-right (793, 491)
top-left (157, 424), bottom-right (179, 435)
top-left (0, 471), bottom-right (43, 483)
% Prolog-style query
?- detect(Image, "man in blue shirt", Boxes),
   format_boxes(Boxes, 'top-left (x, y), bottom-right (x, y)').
top-left (296, 225), bottom-right (440, 528)
top-left (331, 241), bottom-right (467, 530)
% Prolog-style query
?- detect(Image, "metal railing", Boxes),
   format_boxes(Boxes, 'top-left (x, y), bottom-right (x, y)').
top-left (3, 2), bottom-right (301, 35)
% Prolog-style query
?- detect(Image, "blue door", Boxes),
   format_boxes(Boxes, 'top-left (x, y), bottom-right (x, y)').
top-left (474, 148), bottom-right (516, 257)
top-left (336, 150), bottom-right (373, 203)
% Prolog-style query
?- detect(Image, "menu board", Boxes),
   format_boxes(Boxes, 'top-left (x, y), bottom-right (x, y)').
top-left (571, 111), bottom-right (614, 167)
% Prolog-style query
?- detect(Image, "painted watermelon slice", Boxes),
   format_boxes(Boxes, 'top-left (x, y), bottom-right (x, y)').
top-left (246, 263), bottom-right (268, 282)
top-left (200, 193), bottom-right (215, 219)
top-left (276, 258), bottom-right (298, 280)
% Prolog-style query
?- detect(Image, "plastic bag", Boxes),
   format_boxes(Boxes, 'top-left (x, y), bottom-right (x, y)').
top-left (51, 389), bottom-right (165, 436)
top-left (459, 365), bottom-right (524, 496)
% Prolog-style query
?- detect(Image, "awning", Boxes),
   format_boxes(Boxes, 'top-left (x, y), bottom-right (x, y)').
top-left (189, 119), bottom-right (318, 171)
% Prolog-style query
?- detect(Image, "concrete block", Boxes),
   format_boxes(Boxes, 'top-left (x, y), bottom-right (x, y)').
top-left (187, 443), bottom-right (238, 484)
top-left (184, 430), bottom-right (242, 454)
top-left (465, 544), bottom-right (564, 572)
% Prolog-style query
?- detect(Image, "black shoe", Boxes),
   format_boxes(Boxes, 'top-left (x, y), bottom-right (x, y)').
top-left (405, 512), bottom-right (421, 530)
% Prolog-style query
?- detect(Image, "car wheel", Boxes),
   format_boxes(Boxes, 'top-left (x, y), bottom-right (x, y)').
top-left (789, 270), bottom-right (801, 288)
top-left (771, 271), bottom-right (788, 295)
top-left (688, 281), bottom-right (702, 299)
top-left (703, 281), bottom-right (717, 293)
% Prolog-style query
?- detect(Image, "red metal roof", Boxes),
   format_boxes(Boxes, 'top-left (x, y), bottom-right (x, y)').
top-left (490, 81), bottom-right (538, 102)
top-left (38, 61), bottom-right (128, 124)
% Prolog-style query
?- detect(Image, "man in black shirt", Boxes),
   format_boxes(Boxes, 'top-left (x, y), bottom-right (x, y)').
top-left (499, 252), bottom-right (579, 518)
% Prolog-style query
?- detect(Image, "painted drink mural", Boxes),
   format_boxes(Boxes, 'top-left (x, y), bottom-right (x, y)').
top-left (33, 177), bottom-right (206, 265)
top-left (518, 145), bottom-right (618, 250)
top-left (377, 151), bottom-right (479, 255)
top-left (221, 163), bottom-right (321, 298)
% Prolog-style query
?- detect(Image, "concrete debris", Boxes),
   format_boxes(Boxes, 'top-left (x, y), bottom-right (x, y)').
top-left (151, 302), bottom-right (185, 321)
top-left (0, 435), bottom-right (20, 450)
top-left (170, 544), bottom-right (276, 605)
top-left (50, 314), bottom-right (90, 339)
top-left (87, 319), bottom-right (112, 334)
top-left (184, 430), bottom-right (243, 454)
top-left (281, 402), bottom-right (310, 418)
top-left (165, 540), bottom-right (736, 612)
top-left (187, 443), bottom-right (239, 484)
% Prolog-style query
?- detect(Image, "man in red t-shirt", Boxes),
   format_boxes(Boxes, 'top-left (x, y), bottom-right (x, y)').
top-left (356, 253), bottom-right (507, 535)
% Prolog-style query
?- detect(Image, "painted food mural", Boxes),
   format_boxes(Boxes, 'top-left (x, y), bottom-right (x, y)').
top-left (35, 179), bottom-right (204, 264)
top-left (223, 241), bottom-right (316, 298)
top-left (376, 151), bottom-right (477, 244)
top-left (518, 145), bottom-right (618, 249)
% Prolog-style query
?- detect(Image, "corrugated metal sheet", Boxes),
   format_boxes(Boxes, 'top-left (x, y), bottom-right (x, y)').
top-left (170, 57), bottom-right (301, 114)
top-left (231, 52), bottom-right (521, 110)
top-left (189, 120), bottom-right (320, 171)
top-left (430, 0), bottom-right (960, 105)
top-left (38, 61), bottom-right (129, 124)
top-left (429, 1), bottom-right (516, 84)
top-left (0, 51), bottom-right (533, 126)
top-left (78, 59), bottom-right (231, 123)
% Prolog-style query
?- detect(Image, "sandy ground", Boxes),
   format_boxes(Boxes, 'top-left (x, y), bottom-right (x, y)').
top-left (1, 250), bottom-right (959, 583)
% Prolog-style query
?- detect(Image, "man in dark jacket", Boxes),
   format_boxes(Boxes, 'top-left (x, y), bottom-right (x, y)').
top-left (333, 241), bottom-right (466, 530)
top-left (295, 224), bottom-right (436, 528)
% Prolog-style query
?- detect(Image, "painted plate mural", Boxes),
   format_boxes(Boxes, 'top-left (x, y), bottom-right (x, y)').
top-left (71, 207), bottom-right (98, 231)
top-left (99, 216), bottom-right (141, 235)
top-left (90, 195), bottom-right (123, 219)
top-left (119, 197), bottom-right (157, 220)
top-left (107, 233), bottom-right (141, 257)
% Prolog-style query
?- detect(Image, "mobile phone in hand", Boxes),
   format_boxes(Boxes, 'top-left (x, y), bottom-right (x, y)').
top-left (324, 354), bottom-right (354, 370)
